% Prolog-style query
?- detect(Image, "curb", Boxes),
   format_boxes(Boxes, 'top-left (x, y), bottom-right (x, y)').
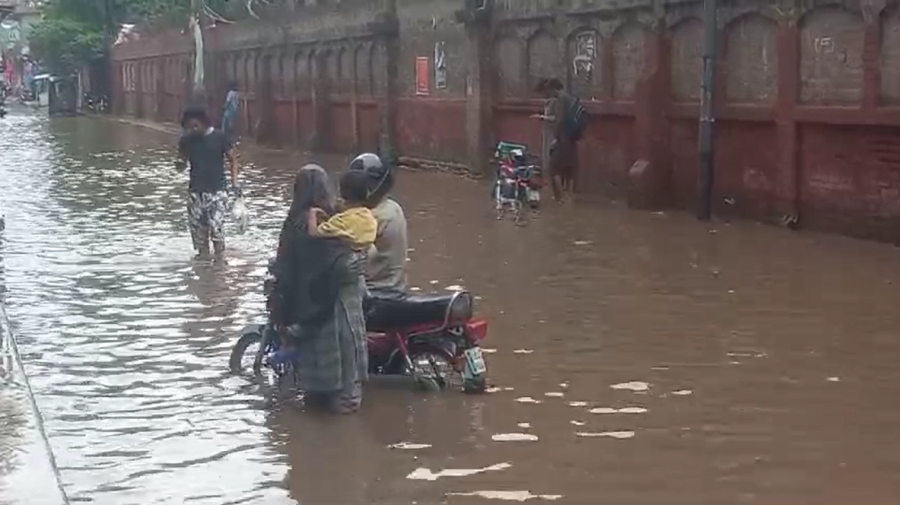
top-left (111, 116), bottom-right (182, 135)
top-left (0, 300), bottom-right (69, 505)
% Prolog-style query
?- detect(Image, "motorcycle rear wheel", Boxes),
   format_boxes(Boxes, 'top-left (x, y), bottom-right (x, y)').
top-left (406, 349), bottom-right (464, 392)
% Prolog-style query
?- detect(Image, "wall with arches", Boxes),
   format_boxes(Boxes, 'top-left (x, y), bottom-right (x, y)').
top-left (489, 0), bottom-right (900, 242)
top-left (111, 0), bottom-right (900, 242)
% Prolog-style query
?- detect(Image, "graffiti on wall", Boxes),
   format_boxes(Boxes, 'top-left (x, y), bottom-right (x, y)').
top-left (573, 31), bottom-right (596, 78)
top-left (434, 41), bottom-right (447, 89)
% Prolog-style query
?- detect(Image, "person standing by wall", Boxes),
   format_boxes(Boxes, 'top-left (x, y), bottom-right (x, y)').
top-left (531, 78), bottom-right (557, 188)
top-left (221, 81), bottom-right (241, 142)
top-left (177, 105), bottom-right (240, 257)
top-left (533, 78), bottom-right (582, 202)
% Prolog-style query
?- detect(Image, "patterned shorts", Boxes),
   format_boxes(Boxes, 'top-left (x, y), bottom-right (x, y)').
top-left (187, 191), bottom-right (228, 248)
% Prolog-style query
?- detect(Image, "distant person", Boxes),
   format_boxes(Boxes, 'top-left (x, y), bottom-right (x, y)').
top-left (221, 81), bottom-right (240, 141)
top-left (176, 105), bottom-right (239, 257)
top-left (531, 78), bottom-right (557, 185)
top-left (533, 78), bottom-right (586, 202)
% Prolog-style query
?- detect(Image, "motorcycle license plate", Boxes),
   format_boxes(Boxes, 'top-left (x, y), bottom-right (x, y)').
top-left (528, 189), bottom-right (541, 202)
top-left (463, 347), bottom-right (487, 376)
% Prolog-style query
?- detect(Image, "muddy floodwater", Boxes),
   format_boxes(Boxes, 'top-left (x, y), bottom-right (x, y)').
top-left (2, 111), bottom-right (900, 504)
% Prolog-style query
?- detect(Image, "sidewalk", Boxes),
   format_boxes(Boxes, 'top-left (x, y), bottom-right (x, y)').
top-left (0, 300), bottom-right (68, 505)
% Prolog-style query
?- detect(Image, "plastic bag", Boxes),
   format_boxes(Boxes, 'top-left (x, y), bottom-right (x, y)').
top-left (231, 195), bottom-right (249, 234)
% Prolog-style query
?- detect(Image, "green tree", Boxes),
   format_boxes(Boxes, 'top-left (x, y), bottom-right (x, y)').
top-left (29, 17), bottom-right (104, 75)
top-left (28, 0), bottom-right (234, 75)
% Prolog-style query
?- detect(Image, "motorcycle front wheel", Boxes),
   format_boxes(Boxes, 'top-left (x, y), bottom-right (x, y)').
top-left (230, 330), bottom-right (297, 397)
top-left (229, 331), bottom-right (264, 375)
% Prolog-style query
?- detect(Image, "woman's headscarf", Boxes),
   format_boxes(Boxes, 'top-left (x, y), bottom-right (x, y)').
top-left (276, 164), bottom-right (337, 266)
top-left (285, 164), bottom-right (336, 228)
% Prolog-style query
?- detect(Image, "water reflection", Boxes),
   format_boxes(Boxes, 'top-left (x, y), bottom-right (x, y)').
top-left (1, 111), bottom-right (900, 504)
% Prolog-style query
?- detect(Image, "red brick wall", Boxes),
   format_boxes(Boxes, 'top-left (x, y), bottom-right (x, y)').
top-left (109, 0), bottom-right (900, 243)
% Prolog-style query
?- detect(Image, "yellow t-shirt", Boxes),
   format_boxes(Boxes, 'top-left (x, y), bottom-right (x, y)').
top-left (316, 207), bottom-right (377, 250)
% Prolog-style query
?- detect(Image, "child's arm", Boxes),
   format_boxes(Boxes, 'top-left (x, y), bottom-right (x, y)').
top-left (307, 208), bottom-right (325, 236)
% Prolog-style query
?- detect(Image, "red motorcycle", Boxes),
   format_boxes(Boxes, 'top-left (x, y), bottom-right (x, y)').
top-left (229, 264), bottom-right (489, 394)
top-left (493, 142), bottom-right (543, 222)
top-left (364, 290), bottom-right (489, 392)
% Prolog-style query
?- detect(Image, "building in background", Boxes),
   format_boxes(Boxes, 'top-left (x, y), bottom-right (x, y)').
top-left (1, 0), bottom-right (41, 94)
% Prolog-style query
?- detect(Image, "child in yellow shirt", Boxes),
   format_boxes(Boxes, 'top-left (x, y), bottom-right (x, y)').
top-left (308, 169), bottom-right (377, 251)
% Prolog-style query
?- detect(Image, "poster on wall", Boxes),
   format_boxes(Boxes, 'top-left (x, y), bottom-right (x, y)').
top-left (434, 42), bottom-right (447, 90)
top-left (416, 56), bottom-right (430, 96)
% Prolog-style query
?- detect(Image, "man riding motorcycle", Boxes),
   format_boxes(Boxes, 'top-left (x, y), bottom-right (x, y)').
top-left (347, 153), bottom-right (409, 296)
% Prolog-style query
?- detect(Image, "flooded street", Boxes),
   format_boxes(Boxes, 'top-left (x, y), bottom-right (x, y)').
top-left (3, 111), bottom-right (900, 504)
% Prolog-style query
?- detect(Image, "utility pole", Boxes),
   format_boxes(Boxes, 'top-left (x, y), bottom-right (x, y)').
top-left (697, 0), bottom-right (717, 221)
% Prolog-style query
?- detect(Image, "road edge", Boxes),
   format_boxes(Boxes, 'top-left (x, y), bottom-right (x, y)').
top-left (0, 299), bottom-right (69, 505)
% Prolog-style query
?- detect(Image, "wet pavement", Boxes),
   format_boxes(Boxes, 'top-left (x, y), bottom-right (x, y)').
top-left (2, 110), bottom-right (900, 504)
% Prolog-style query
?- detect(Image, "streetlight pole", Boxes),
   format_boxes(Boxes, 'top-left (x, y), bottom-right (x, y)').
top-left (697, 0), bottom-right (717, 221)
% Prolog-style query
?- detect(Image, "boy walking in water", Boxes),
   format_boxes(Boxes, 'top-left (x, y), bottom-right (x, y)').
top-left (176, 105), bottom-right (239, 257)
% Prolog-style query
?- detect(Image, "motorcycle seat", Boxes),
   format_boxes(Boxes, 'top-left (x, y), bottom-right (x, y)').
top-left (365, 292), bottom-right (458, 332)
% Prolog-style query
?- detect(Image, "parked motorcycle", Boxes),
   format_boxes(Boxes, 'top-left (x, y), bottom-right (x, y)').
top-left (493, 141), bottom-right (543, 222)
top-left (229, 262), bottom-right (489, 394)
top-left (84, 93), bottom-right (109, 113)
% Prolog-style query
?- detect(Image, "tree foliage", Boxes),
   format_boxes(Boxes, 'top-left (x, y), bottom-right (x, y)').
top-left (28, 0), bottom-right (232, 74)
top-left (29, 16), bottom-right (104, 75)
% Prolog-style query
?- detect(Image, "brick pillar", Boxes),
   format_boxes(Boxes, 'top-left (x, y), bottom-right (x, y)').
top-left (775, 20), bottom-right (799, 219)
top-left (600, 31), bottom-right (614, 101)
top-left (374, 3), bottom-right (400, 165)
top-left (258, 53), bottom-right (274, 144)
top-left (311, 49), bottom-right (330, 151)
top-left (136, 60), bottom-right (145, 119)
top-left (111, 61), bottom-right (123, 115)
top-left (156, 61), bottom-right (165, 122)
top-left (463, 17), bottom-right (493, 174)
top-left (350, 44), bottom-right (361, 152)
top-left (862, 19), bottom-right (880, 111)
top-left (240, 53), bottom-right (250, 137)
top-left (628, 19), bottom-right (672, 209)
top-left (292, 50), bottom-right (301, 148)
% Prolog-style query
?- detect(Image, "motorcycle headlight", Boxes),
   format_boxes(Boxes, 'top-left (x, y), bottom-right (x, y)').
top-left (448, 292), bottom-right (474, 325)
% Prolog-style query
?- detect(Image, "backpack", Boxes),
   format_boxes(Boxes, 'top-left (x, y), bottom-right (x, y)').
top-left (565, 97), bottom-right (588, 141)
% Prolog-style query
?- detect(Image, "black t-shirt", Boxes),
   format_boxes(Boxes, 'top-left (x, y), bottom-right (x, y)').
top-left (178, 129), bottom-right (232, 193)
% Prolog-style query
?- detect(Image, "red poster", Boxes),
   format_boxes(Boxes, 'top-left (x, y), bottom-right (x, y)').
top-left (415, 57), bottom-right (430, 96)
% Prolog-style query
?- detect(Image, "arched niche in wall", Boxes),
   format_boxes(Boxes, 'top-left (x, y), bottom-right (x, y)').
top-left (566, 27), bottom-right (602, 100)
top-left (798, 5), bottom-right (864, 105)
top-left (611, 22), bottom-right (650, 101)
top-left (527, 29), bottom-right (562, 96)
top-left (495, 34), bottom-right (524, 98)
top-left (723, 13), bottom-right (778, 104)
top-left (669, 17), bottom-right (704, 103)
